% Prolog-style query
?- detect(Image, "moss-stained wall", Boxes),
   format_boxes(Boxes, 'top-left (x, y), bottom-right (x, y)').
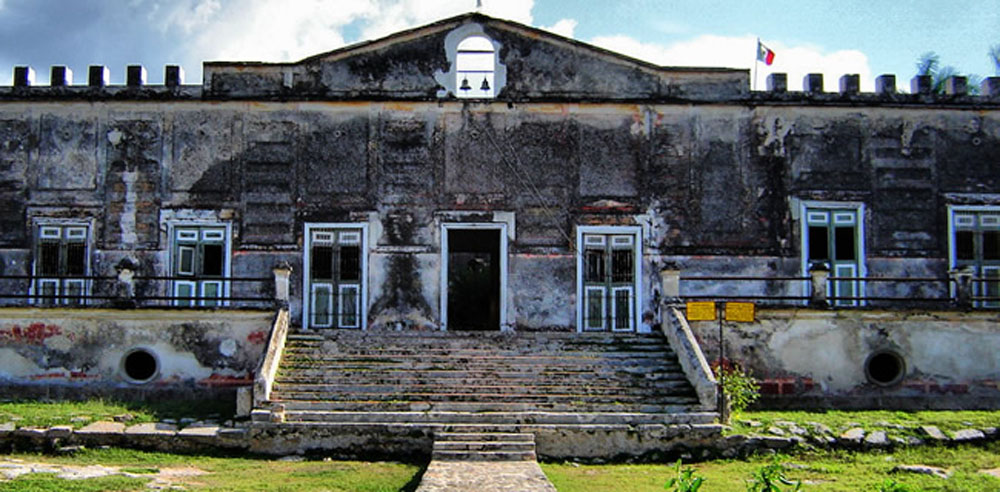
top-left (0, 99), bottom-right (997, 330)
top-left (0, 308), bottom-right (273, 395)
top-left (689, 309), bottom-right (1000, 409)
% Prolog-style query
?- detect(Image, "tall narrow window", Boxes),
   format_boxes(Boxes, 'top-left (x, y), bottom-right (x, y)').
top-left (305, 226), bottom-right (365, 329)
top-left (580, 232), bottom-right (639, 332)
top-left (803, 205), bottom-right (864, 306)
top-left (951, 208), bottom-right (1000, 307)
top-left (33, 224), bottom-right (90, 305)
top-left (171, 226), bottom-right (229, 307)
top-left (456, 36), bottom-right (495, 99)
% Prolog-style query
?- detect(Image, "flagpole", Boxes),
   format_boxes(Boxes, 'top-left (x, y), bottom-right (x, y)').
top-left (753, 38), bottom-right (759, 91)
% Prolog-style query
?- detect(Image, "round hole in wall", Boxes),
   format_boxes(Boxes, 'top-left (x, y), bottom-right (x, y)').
top-left (865, 350), bottom-right (906, 387)
top-left (121, 348), bottom-right (159, 384)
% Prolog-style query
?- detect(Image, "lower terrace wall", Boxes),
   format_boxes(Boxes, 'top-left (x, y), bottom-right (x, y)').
top-left (687, 308), bottom-right (1000, 410)
top-left (0, 308), bottom-right (274, 401)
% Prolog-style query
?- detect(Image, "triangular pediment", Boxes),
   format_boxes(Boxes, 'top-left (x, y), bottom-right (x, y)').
top-left (204, 13), bottom-right (748, 101)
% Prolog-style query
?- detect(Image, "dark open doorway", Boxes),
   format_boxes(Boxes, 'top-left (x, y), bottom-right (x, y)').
top-left (447, 229), bottom-right (500, 331)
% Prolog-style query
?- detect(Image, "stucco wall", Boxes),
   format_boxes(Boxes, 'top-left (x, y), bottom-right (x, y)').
top-left (0, 308), bottom-right (273, 397)
top-left (688, 308), bottom-right (1000, 409)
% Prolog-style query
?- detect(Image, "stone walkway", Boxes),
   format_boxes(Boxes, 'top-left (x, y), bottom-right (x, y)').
top-left (416, 460), bottom-right (557, 492)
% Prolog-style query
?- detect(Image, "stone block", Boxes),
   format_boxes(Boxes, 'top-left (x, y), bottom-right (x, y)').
top-left (875, 74), bottom-right (896, 94)
top-left (950, 428), bottom-right (985, 442)
top-left (919, 425), bottom-right (947, 440)
top-left (944, 76), bottom-right (967, 95)
top-left (840, 427), bottom-right (865, 443)
top-left (46, 425), bottom-right (73, 439)
top-left (803, 73), bottom-right (824, 93)
top-left (981, 77), bottom-right (1000, 97)
top-left (126, 65), bottom-right (146, 87)
top-left (0, 422), bottom-right (14, 435)
top-left (236, 386), bottom-right (253, 417)
top-left (911, 75), bottom-right (932, 95)
top-left (76, 421), bottom-right (126, 435)
top-left (178, 425), bottom-right (220, 438)
top-left (165, 65), bottom-right (184, 87)
top-left (839, 74), bottom-right (860, 95)
top-left (88, 65), bottom-right (109, 87)
top-left (13, 66), bottom-right (35, 87)
top-left (50, 66), bottom-right (72, 86)
top-left (766, 73), bottom-right (787, 93)
top-left (863, 430), bottom-right (888, 447)
top-left (124, 422), bottom-right (177, 436)
top-left (14, 427), bottom-right (46, 438)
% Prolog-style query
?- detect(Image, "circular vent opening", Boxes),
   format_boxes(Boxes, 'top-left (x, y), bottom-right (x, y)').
top-left (122, 348), bottom-right (159, 384)
top-left (865, 350), bottom-right (905, 387)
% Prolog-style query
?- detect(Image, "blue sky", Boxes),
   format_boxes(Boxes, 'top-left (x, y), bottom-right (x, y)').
top-left (0, 0), bottom-right (997, 92)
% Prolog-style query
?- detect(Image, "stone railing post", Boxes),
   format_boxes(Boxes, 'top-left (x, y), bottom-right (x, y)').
top-left (809, 263), bottom-right (830, 307)
top-left (272, 261), bottom-right (292, 307)
top-left (660, 268), bottom-right (681, 305)
top-left (950, 266), bottom-right (974, 309)
top-left (114, 259), bottom-right (137, 308)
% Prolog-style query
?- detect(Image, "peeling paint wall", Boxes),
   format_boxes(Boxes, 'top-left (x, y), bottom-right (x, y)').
top-left (0, 308), bottom-right (273, 396)
top-left (689, 309), bottom-right (1000, 409)
top-left (0, 100), bottom-right (998, 331)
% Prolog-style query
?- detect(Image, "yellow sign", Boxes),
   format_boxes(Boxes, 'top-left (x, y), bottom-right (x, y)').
top-left (725, 302), bottom-right (755, 322)
top-left (686, 301), bottom-right (716, 321)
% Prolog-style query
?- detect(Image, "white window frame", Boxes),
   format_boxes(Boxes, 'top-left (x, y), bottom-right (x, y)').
top-left (29, 219), bottom-right (94, 306)
top-left (800, 201), bottom-right (867, 306)
top-left (948, 205), bottom-right (1000, 307)
top-left (575, 225), bottom-right (643, 333)
top-left (302, 222), bottom-right (369, 330)
top-left (439, 222), bottom-right (509, 331)
top-left (167, 221), bottom-right (232, 307)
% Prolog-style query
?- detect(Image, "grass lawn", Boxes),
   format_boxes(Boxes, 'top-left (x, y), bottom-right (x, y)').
top-left (0, 398), bottom-right (234, 428)
top-left (543, 441), bottom-right (1000, 491)
top-left (727, 409), bottom-right (1000, 436)
top-left (0, 448), bottom-right (423, 492)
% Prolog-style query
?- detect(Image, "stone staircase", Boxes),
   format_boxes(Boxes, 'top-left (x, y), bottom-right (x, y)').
top-left (432, 432), bottom-right (537, 461)
top-left (250, 330), bottom-right (718, 459)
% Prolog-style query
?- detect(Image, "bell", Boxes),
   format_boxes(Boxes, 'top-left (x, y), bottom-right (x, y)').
top-left (480, 77), bottom-right (490, 91)
top-left (459, 77), bottom-right (471, 91)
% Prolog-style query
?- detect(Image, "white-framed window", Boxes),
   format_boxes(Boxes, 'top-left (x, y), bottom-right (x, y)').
top-left (170, 224), bottom-right (230, 307)
top-left (801, 202), bottom-right (866, 306)
top-left (303, 224), bottom-right (368, 329)
top-left (456, 35), bottom-right (496, 99)
top-left (32, 222), bottom-right (91, 305)
top-left (576, 226), bottom-right (642, 332)
top-left (949, 206), bottom-right (1000, 307)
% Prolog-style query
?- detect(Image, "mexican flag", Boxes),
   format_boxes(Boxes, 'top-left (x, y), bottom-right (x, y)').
top-left (757, 40), bottom-right (775, 65)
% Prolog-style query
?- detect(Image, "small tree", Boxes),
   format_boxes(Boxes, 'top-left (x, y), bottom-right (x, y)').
top-left (712, 359), bottom-right (760, 422)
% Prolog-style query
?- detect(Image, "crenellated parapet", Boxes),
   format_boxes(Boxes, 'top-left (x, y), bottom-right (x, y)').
top-left (756, 72), bottom-right (1000, 105)
top-left (2, 64), bottom-right (199, 100)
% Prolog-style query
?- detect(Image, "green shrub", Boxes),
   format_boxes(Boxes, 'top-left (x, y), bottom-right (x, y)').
top-left (745, 462), bottom-right (801, 492)
top-left (713, 360), bottom-right (760, 417)
top-left (665, 460), bottom-right (705, 492)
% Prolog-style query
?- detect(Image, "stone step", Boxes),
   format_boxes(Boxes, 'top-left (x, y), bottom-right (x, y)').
top-left (269, 391), bottom-right (697, 405)
top-left (282, 350), bottom-right (677, 361)
top-left (271, 400), bottom-right (700, 414)
top-left (435, 432), bottom-right (534, 442)
top-left (430, 450), bottom-right (538, 461)
top-left (270, 380), bottom-right (696, 396)
top-left (277, 365), bottom-right (684, 377)
top-left (270, 410), bottom-right (717, 425)
top-left (433, 440), bottom-right (536, 453)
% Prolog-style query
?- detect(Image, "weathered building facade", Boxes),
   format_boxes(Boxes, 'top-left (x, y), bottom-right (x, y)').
top-left (0, 13), bottom-right (998, 407)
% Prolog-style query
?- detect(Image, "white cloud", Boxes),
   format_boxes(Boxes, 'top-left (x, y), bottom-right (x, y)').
top-left (541, 18), bottom-right (577, 39)
top-left (590, 34), bottom-right (875, 92)
top-left (152, 0), bottom-right (534, 67)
